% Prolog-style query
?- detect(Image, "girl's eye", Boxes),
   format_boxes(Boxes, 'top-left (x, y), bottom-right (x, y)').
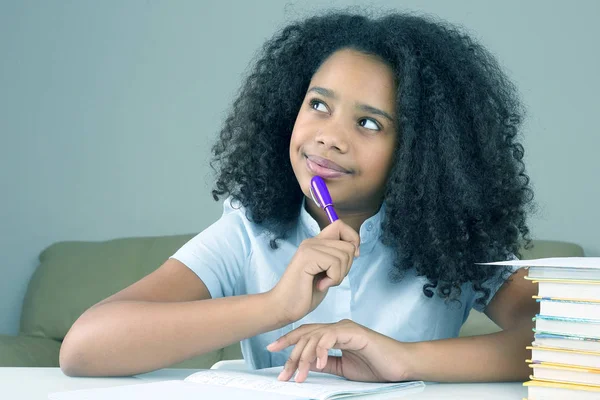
top-left (359, 118), bottom-right (381, 131)
top-left (309, 99), bottom-right (328, 113)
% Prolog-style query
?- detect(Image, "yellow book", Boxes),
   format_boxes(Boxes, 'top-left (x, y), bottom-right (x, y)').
top-left (524, 379), bottom-right (600, 400)
top-left (533, 296), bottom-right (600, 319)
top-left (527, 346), bottom-right (600, 369)
top-left (530, 376), bottom-right (600, 388)
top-left (527, 345), bottom-right (600, 356)
top-left (525, 277), bottom-right (600, 284)
top-left (533, 295), bottom-right (600, 303)
top-left (529, 362), bottom-right (600, 386)
top-left (527, 361), bottom-right (600, 373)
top-left (525, 278), bottom-right (600, 301)
top-left (533, 334), bottom-right (600, 353)
top-left (534, 315), bottom-right (600, 339)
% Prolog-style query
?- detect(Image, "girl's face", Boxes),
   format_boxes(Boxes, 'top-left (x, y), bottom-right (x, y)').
top-left (289, 48), bottom-right (398, 216)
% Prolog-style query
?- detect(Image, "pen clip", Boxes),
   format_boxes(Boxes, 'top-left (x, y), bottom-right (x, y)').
top-left (309, 176), bottom-right (339, 223)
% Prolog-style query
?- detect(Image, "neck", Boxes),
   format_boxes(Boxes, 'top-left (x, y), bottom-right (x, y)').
top-left (305, 197), bottom-right (381, 233)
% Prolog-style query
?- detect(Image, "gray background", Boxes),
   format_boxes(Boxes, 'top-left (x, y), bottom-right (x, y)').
top-left (1, 0), bottom-right (599, 335)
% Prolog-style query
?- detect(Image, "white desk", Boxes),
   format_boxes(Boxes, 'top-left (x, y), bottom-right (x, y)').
top-left (0, 367), bottom-right (527, 399)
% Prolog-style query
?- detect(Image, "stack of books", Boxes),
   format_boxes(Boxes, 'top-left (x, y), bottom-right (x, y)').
top-left (484, 257), bottom-right (600, 399)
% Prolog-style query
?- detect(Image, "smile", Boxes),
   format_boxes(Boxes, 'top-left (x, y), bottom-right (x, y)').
top-left (305, 155), bottom-right (350, 179)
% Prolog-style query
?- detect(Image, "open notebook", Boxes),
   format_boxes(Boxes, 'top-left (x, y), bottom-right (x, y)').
top-left (48, 367), bottom-right (425, 400)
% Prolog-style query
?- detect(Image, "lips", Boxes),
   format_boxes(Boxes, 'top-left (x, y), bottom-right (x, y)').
top-left (304, 154), bottom-right (351, 179)
top-left (305, 155), bottom-right (349, 173)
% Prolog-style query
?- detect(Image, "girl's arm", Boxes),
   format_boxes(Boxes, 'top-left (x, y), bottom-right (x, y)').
top-left (61, 219), bottom-right (360, 378)
top-left (59, 258), bottom-right (284, 377)
top-left (271, 267), bottom-right (538, 383)
top-left (400, 267), bottom-right (538, 382)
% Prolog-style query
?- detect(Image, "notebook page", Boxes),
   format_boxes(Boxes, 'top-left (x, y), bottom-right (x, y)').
top-left (48, 380), bottom-right (303, 400)
top-left (183, 367), bottom-right (424, 399)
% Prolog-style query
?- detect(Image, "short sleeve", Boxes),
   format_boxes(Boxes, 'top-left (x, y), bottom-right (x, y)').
top-left (170, 198), bottom-right (252, 299)
top-left (471, 255), bottom-right (521, 312)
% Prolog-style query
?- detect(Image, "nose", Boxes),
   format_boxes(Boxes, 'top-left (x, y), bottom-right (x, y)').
top-left (315, 123), bottom-right (349, 153)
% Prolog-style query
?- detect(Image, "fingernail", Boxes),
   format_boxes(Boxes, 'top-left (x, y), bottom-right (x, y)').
top-left (277, 370), bottom-right (286, 380)
top-left (316, 357), bottom-right (322, 369)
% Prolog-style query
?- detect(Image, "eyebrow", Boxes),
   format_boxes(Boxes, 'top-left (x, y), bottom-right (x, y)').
top-left (307, 86), bottom-right (395, 123)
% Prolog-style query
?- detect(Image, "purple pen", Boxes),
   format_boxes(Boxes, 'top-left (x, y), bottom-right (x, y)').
top-left (309, 176), bottom-right (339, 223)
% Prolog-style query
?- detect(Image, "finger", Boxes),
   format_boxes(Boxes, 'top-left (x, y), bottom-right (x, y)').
top-left (315, 260), bottom-right (341, 292)
top-left (335, 222), bottom-right (361, 257)
top-left (311, 331), bottom-right (340, 374)
top-left (278, 336), bottom-right (310, 381)
top-left (310, 355), bottom-right (343, 378)
top-left (295, 335), bottom-right (322, 383)
top-left (312, 240), bottom-right (355, 279)
top-left (316, 332), bottom-right (338, 372)
top-left (302, 239), bottom-right (355, 284)
top-left (312, 245), bottom-right (351, 287)
top-left (317, 220), bottom-right (360, 257)
top-left (317, 221), bottom-right (360, 257)
top-left (267, 324), bottom-right (324, 352)
top-left (314, 239), bottom-right (356, 266)
top-left (304, 248), bottom-right (342, 282)
top-left (303, 248), bottom-right (342, 291)
top-left (314, 239), bottom-right (357, 256)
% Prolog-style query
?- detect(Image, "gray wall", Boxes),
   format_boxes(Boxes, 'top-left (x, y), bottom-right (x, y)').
top-left (1, 1), bottom-right (599, 335)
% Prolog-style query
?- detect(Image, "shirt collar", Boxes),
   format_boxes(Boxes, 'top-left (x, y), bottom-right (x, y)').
top-left (298, 197), bottom-right (385, 254)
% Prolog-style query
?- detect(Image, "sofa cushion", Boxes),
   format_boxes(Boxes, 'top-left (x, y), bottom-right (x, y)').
top-left (20, 234), bottom-right (195, 340)
top-left (518, 240), bottom-right (584, 260)
top-left (0, 335), bottom-right (61, 367)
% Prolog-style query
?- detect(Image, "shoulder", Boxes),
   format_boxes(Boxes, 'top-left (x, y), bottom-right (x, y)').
top-left (170, 197), bottom-right (277, 298)
top-left (220, 196), bottom-right (274, 241)
top-left (185, 197), bottom-right (275, 253)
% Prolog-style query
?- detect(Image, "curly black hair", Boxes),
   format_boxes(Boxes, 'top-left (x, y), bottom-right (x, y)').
top-left (210, 10), bottom-right (534, 307)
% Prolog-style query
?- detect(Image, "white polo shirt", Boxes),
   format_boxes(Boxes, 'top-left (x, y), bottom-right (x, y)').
top-left (171, 197), bottom-right (516, 369)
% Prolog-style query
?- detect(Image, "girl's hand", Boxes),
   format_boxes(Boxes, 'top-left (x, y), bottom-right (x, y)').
top-left (266, 319), bottom-right (407, 383)
top-left (269, 220), bottom-right (360, 324)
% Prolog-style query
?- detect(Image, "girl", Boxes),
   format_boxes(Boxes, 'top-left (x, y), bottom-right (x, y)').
top-left (60, 10), bottom-right (537, 383)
